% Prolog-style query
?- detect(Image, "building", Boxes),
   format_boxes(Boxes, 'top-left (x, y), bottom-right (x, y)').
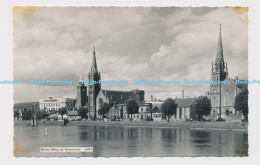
top-left (67, 111), bottom-right (81, 121)
top-left (13, 102), bottom-right (39, 120)
top-left (97, 89), bottom-right (145, 120)
top-left (108, 105), bottom-right (122, 120)
top-left (39, 97), bottom-right (75, 111)
top-left (146, 95), bottom-right (198, 121)
top-left (132, 103), bottom-right (152, 121)
top-left (74, 47), bottom-right (149, 120)
top-left (175, 97), bottom-right (197, 121)
top-left (207, 24), bottom-right (247, 121)
top-left (146, 97), bottom-right (163, 121)
top-left (75, 69), bottom-right (88, 110)
top-left (87, 47), bottom-right (101, 120)
top-left (47, 113), bottom-right (67, 121)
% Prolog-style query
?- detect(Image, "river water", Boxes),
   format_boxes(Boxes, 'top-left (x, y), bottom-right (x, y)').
top-left (14, 125), bottom-right (248, 157)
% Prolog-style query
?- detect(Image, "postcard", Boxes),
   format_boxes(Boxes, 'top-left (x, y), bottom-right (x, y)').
top-left (9, 5), bottom-right (251, 158)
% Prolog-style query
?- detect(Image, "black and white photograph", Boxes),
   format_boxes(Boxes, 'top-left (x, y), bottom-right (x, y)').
top-left (11, 6), bottom-right (249, 157)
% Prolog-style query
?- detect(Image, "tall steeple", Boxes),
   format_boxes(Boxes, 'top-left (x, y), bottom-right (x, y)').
top-left (79, 68), bottom-right (84, 85)
top-left (91, 46), bottom-right (97, 70)
top-left (211, 23), bottom-right (228, 82)
top-left (214, 23), bottom-right (225, 73)
top-left (87, 46), bottom-right (101, 120)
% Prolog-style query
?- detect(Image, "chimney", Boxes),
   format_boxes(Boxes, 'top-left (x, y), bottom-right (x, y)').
top-left (236, 76), bottom-right (238, 80)
top-left (182, 90), bottom-right (184, 99)
top-left (151, 95), bottom-right (154, 101)
top-left (155, 98), bottom-right (157, 102)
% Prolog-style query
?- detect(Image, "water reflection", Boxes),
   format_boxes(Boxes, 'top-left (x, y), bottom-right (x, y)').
top-left (190, 130), bottom-right (210, 144)
top-left (14, 125), bottom-right (248, 157)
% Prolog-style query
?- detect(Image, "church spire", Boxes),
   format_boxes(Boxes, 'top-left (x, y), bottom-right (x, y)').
top-left (79, 69), bottom-right (83, 81)
top-left (211, 23), bottom-right (228, 82)
top-left (215, 23), bottom-right (224, 64)
top-left (79, 68), bottom-right (84, 85)
top-left (91, 46), bottom-right (97, 69)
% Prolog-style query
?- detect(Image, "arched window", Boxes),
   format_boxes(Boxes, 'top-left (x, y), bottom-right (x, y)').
top-left (99, 98), bottom-right (103, 104)
top-left (226, 110), bottom-right (230, 116)
top-left (98, 98), bottom-right (103, 110)
top-left (224, 94), bottom-right (228, 106)
top-left (213, 97), bottom-right (216, 106)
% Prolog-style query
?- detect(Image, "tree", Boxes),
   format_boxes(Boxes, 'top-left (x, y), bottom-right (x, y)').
top-left (22, 108), bottom-right (31, 120)
top-left (161, 98), bottom-right (177, 122)
top-left (234, 89), bottom-right (248, 121)
top-left (42, 109), bottom-right (50, 118)
top-left (98, 102), bottom-right (110, 119)
top-left (37, 109), bottom-right (43, 120)
top-left (126, 99), bottom-right (139, 118)
top-left (58, 107), bottom-right (67, 121)
top-left (78, 106), bottom-right (88, 119)
top-left (14, 109), bottom-right (19, 120)
top-left (149, 105), bottom-right (156, 119)
top-left (191, 96), bottom-right (211, 121)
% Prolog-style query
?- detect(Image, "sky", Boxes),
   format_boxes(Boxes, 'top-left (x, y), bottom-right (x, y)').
top-left (13, 7), bottom-right (248, 103)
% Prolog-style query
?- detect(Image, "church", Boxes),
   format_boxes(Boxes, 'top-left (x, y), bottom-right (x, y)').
top-left (74, 24), bottom-right (247, 121)
top-left (207, 24), bottom-right (247, 121)
top-left (75, 47), bottom-right (145, 120)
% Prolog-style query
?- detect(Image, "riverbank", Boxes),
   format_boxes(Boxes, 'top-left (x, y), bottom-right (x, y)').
top-left (14, 120), bottom-right (248, 131)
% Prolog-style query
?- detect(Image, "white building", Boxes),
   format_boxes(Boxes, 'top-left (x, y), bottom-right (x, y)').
top-left (39, 97), bottom-right (75, 111)
top-left (132, 103), bottom-right (152, 121)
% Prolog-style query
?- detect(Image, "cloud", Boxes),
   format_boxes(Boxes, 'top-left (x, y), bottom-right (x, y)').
top-left (13, 7), bottom-right (248, 103)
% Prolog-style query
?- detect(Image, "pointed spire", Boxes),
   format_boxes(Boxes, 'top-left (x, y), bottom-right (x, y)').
top-left (212, 61), bottom-right (214, 73)
top-left (91, 46), bottom-right (97, 69)
top-left (226, 61), bottom-right (228, 73)
top-left (215, 23), bottom-right (224, 64)
top-left (79, 68), bottom-right (84, 83)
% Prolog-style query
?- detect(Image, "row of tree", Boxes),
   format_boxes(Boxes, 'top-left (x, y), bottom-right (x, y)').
top-left (65, 88), bottom-right (249, 121)
top-left (14, 106), bottom-right (89, 121)
top-left (14, 89), bottom-right (248, 121)
top-left (160, 88), bottom-right (248, 122)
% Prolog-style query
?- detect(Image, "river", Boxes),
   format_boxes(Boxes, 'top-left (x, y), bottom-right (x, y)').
top-left (14, 125), bottom-right (248, 157)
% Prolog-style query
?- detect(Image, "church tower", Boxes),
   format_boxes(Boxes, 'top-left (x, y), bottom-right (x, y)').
top-left (88, 47), bottom-right (101, 120)
top-left (210, 24), bottom-right (228, 115)
top-left (75, 69), bottom-right (88, 110)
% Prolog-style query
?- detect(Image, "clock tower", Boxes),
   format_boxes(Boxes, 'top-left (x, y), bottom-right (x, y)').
top-left (75, 69), bottom-right (88, 110)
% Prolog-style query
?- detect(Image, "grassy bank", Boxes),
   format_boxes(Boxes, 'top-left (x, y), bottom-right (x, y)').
top-left (14, 120), bottom-right (248, 131)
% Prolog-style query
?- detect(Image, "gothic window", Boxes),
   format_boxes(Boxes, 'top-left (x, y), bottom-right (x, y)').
top-left (225, 110), bottom-right (230, 116)
top-left (213, 89), bottom-right (217, 93)
top-left (99, 98), bottom-right (103, 104)
top-left (225, 89), bottom-right (229, 106)
top-left (224, 94), bottom-right (228, 106)
top-left (213, 97), bottom-right (216, 106)
top-left (90, 95), bottom-right (93, 103)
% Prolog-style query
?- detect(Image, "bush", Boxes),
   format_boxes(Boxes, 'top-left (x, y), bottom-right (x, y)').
top-left (146, 117), bottom-right (154, 121)
top-left (216, 118), bottom-right (226, 122)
